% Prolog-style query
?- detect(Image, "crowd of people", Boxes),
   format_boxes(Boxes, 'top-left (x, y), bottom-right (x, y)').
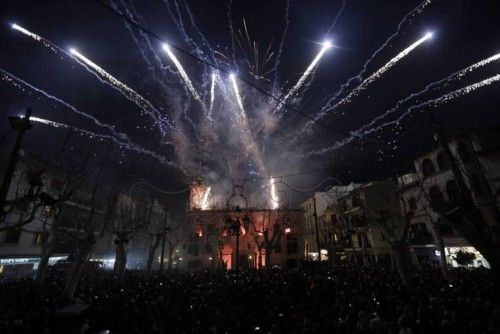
top-left (0, 264), bottom-right (499, 333)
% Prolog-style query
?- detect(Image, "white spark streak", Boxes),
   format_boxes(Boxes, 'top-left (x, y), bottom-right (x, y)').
top-left (11, 23), bottom-right (41, 40)
top-left (353, 52), bottom-right (500, 135)
top-left (11, 23), bottom-right (173, 133)
top-left (270, 177), bottom-right (279, 209)
top-left (308, 73), bottom-right (500, 156)
top-left (0, 67), bottom-right (131, 143)
top-left (209, 72), bottom-right (216, 115)
top-left (30, 117), bottom-right (176, 167)
top-left (311, 0), bottom-right (432, 127)
top-left (280, 41), bottom-right (332, 108)
top-left (201, 186), bottom-right (211, 210)
top-left (230, 73), bottom-right (246, 116)
top-left (11, 23), bottom-right (61, 54)
top-left (163, 43), bottom-right (207, 111)
top-left (69, 48), bottom-right (173, 131)
top-left (315, 32), bottom-right (433, 118)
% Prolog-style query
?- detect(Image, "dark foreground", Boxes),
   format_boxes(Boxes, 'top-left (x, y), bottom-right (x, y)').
top-left (1, 265), bottom-right (499, 333)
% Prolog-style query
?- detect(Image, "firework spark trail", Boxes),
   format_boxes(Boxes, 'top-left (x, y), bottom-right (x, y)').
top-left (12, 22), bottom-right (174, 134)
top-left (230, 73), bottom-right (245, 116)
top-left (300, 0), bottom-right (432, 132)
top-left (0, 68), bottom-right (133, 144)
top-left (69, 48), bottom-right (174, 131)
top-left (30, 117), bottom-right (176, 167)
top-left (278, 41), bottom-right (333, 111)
top-left (118, 0), bottom-right (176, 74)
top-left (271, 0), bottom-right (290, 93)
top-left (270, 177), bottom-right (279, 209)
top-left (353, 52), bottom-right (500, 135)
top-left (209, 73), bottom-right (216, 115)
top-left (11, 23), bottom-right (61, 54)
top-left (326, 0), bottom-right (346, 36)
top-left (163, 0), bottom-right (213, 66)
top-left (229, 74), bottom-right (268, 175)
top-left (307, 73), bottom-right (500, 156)
top-left (181, 0), bottom-right (220, 66)
top-left (163, 44), bottom-right (208, 113)
top-left (308, 32), bottom-right (432, 121)
top-left (227, 0), bottom-right (236, 66)
top-left (201, 186), bottom-right (211, 210)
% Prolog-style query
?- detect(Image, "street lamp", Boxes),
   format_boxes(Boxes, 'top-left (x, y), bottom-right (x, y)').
top-left (0, 109), bottom-right (33, 209)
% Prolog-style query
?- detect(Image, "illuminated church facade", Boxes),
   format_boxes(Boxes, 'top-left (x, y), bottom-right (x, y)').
top-left (181, 178), bottom-right (305, 270)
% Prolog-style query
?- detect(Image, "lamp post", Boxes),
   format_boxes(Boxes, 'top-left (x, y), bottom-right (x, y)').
top-left (231, 218), bottom-right (241, 274)
top-left (0, 109), bottom-right (32, 209)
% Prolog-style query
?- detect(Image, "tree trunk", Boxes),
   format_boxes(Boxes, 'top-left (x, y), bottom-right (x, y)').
top-left (265, 247), bottom-right (272, 271)
top-left (257, 248), bottom-right (263, 269)
top-left (360, 232), bottom-right (369, 266)
top-left (35, 249), bottom-right (52, 285)
top-left (113, 239), bottom-right (128, 283)
top-left (62, 243), bottom-right (91, 300)
top-left (429, 222), bottom-right (449, 279)
top-left (35, 233), bottom-right (56, 285)
top-left (146, 235), bottom-right (161, 275)
top-left (167, 244), bottom-right (175, 271)
top-left (391, 241), bottom-right (414, 288)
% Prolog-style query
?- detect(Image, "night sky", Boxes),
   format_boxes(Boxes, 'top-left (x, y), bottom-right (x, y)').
top-left (1, 0), bottom-right (499, 214)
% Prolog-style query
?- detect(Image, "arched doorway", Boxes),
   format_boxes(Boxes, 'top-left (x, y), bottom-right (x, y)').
top-left (220, 245), bottom-right (233, 270)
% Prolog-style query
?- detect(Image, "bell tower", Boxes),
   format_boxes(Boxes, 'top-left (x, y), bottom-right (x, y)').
top-left (189, 175), bottom-right (207, 210)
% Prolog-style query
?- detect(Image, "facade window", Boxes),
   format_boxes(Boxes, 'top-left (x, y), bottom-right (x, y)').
top-left (4, 229), bottom-right (22, 244)
top-left (409, 223), bottom-right (433, 244)
top-left (32, 232), bottom-right (44, 245)
top-left (469, 174), bottom-right (489, 197)
top-left (286, 236), bottom-right (298, 254)
top-left (439, 223), bottom-right (454, 236)
top-left (50, 178), bottom-right (64, 192)
top-left (437, 151), bottom-right (449, 171)
top-left (457, 142), bottom-right (469, 163)
top-left (331, 214), bottom-right (338, 225)
top-left (429, 186), bottom-right (445, 211)
top-left (207, 224), bottom-right (215, 236)
top-left (274, 242), bottom-right (282, 253)
top-left (421, 158), bottom-right (436, 177)
top-left (351, 194), bottom-right (362, 208)
top-left (408, 197), bottom-right (417, 211)
top-left (187, 244), bottom-right (199, 256)
top-left (446, 180), bottom-right (459, 203)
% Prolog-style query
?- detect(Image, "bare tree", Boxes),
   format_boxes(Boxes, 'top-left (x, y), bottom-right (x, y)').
top-left (413, 176), bottom-right (450, 279)
top-left (252, 210), bottom-right (283, 271)
top-left (165, 220), bottom-right (182, 271)
top-left (363, 179), bottom-right (419, 288)
top-left (144, 204), bottom-right (167, 275)
top-left (61, 161), bottom-right (118, 300)
top-left (110, 193), bottom-right (152, 282)
top-left (34, 153), bottom-right (90, 284)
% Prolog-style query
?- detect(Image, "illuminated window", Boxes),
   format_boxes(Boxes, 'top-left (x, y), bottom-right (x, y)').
top-left (32, 232), bottom-right (44, 246)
